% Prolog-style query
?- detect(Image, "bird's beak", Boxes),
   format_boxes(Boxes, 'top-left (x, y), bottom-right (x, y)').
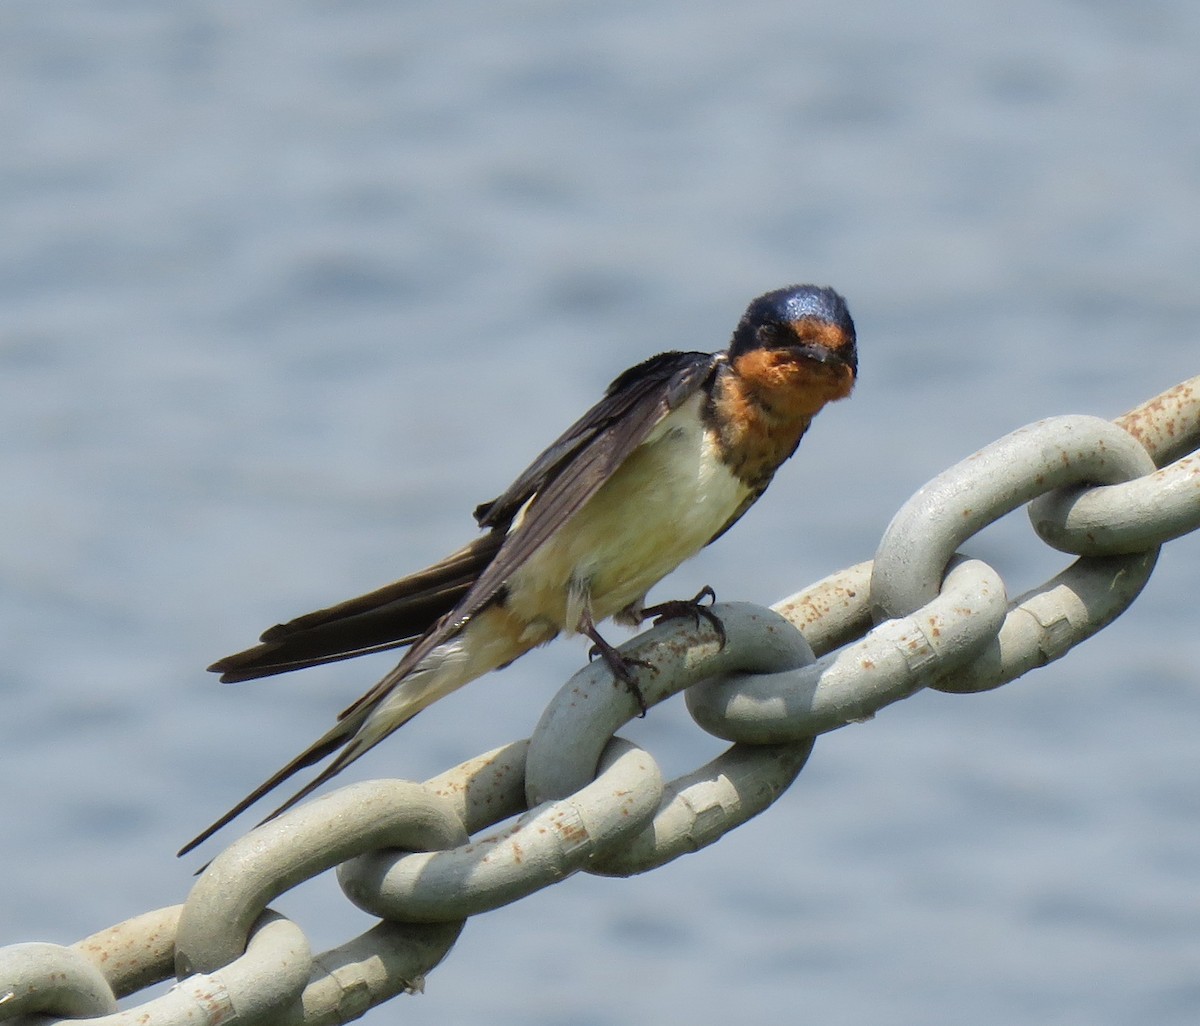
top-left (786, 342), bottom-right (849, 367)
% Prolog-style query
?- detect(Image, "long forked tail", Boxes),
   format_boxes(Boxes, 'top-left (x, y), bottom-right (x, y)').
top-left (208, 534), bottom-right (502, 683)
top-left (176, 707), bottom-right (370, 857)
top-left (178, 644), bottom-right (477, 858)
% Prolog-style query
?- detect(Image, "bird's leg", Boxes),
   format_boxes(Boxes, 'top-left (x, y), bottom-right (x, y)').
top-left (640, 585), bottom-right (727, 647)
top-left (581, 612), bottom-right (652, 717)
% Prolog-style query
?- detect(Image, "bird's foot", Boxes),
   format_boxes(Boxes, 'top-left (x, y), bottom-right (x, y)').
top-left (586, 626), bottom-right (653, 716)
top-left (641, 585), bottom-right (727, 647)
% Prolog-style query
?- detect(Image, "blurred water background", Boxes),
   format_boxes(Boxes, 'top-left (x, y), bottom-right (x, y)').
top-left (2, 2), bottom-right (1199, 1024)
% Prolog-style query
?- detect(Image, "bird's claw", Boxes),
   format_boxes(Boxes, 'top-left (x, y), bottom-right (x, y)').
top-left (586, 634), bottom-right (653, 716)
top-left (641, 585), bottom-right (727, 647)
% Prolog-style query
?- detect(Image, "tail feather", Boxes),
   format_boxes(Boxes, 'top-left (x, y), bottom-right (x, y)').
top-left (179, 642), bottom-right (477, 858)
top-left (176, 710), bottom-right (365, 857)
top-left (209, 534), bottom-right (502, 682)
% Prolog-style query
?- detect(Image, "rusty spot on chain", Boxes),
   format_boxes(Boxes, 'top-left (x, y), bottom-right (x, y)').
top-left (554, 816), bottom-right (589, 848)
top-left (1115, 380), bottom-right (1198, 463)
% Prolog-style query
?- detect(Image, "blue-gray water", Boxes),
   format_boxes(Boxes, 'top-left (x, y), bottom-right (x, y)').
top-left (3, 3), bottom-right (1199, 1023)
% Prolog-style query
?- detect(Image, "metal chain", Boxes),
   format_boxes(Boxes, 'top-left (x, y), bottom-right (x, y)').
top-left (3, 375), bottom-right (1198, 1026)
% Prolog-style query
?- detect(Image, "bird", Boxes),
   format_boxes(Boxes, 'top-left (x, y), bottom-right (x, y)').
top-left (179, 284), bottom-right (857, 856)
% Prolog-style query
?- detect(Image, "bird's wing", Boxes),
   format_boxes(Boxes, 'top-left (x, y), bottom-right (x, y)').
top-left (467, 350), bottom-right (719, 599)
top-left (473, 350), bottom-right (718, 530)
top-left (333, 349), bottom-right (720, 722)
top-left (209, 351), bottom-right (717, 686)
top-left (208, 533), bottom-right (504, 682)
top-left (180, 351), bottom-right (720, 857)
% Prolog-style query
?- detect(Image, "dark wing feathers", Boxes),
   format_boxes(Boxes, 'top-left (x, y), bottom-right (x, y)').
top-left (209, 533), bottom-right (503, 682)
top-left (475, 350), bottom-right (715, 530)
top-left (316, 351), bottom-right (719, 728)
top-left (208, 350), bottom-right (717, 689)
top-left (454, 351), bottom-right (718, 626)
top-left (183, 351), bottom-right (719, 856)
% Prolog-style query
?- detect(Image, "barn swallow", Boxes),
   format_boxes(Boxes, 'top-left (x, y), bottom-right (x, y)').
top-left (179, 284), bottom-right (856, 856)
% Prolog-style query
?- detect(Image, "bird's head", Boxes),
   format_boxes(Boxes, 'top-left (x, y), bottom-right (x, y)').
top-left (730, 284), bottom-right (856, 371)
top-left (726, 285), bottom-right (857, 408)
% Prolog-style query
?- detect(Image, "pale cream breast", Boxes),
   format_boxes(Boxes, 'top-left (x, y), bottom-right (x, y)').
top-left (504, 392), bottom-right (751, 634)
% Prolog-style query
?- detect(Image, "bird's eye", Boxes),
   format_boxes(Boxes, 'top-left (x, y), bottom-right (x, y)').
top-left (756, 323), bottom-right (790, 347)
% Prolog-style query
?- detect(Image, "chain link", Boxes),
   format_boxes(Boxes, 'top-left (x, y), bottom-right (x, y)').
top-left (3, 375), bottom-right (1198, 1026)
